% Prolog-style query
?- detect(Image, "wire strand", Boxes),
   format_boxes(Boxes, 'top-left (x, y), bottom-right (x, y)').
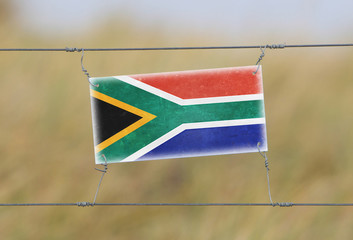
top-left (0, 43), bottom-right (352, 52)
top-left (93, 154), bottom-right (108, 204)
top-left (257, 142), bottom-right (274, 205)
top-left (1, 202), bottom-right (353, 207)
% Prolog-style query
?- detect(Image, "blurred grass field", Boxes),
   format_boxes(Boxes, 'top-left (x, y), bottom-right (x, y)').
top-left (1, 6), bottom-right (353, 240)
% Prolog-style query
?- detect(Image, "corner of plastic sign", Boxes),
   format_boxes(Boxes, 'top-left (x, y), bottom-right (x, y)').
top-left (257, 142), bottom-right (268, 153)
top-left (89, 77), bottom-right (100, 89)
top-left (94, 154), bottom-right (103, 165)
top-left (262, 142), bottom-right (268, 152)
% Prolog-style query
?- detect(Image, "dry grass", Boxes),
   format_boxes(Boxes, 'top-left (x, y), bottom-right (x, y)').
top-left (1, 15), bottom-right (353, 240)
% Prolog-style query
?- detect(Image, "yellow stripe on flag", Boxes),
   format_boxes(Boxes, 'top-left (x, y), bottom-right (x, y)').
top-left (90, 89), bottom-right (156, 153)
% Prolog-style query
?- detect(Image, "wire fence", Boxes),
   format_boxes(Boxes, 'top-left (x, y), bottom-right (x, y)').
top-left (1, 42), bottom-right (353, 207)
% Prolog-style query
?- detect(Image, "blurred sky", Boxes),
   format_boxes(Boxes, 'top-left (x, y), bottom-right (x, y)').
top-left (9, 0), bottom-right (353, 42)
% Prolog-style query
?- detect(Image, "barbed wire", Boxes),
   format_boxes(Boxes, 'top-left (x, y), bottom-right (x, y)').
top-left (0, 43), bottom-right (352, 52)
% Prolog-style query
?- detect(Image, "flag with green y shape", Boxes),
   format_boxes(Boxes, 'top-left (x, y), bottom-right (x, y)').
top-left (90, 66), bottom-right (267, 164)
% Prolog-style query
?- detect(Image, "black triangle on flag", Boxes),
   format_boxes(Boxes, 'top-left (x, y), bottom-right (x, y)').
top-left (91, 97), bottom-right (142, 145)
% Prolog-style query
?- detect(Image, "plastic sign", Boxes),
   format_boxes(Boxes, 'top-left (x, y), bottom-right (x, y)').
top-left (90, 66), bottom-right (267, 164)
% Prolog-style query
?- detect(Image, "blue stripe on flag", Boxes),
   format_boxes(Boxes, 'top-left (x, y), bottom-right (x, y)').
top-left (139, 124), bottom-right (267, 160)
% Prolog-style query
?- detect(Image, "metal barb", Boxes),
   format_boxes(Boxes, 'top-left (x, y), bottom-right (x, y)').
top-left (92, 154), bottom-right (108, 205)
top-left (257, 142), bottom-right (273, 205)
top-left (80, 48), bottom-right (99, 87)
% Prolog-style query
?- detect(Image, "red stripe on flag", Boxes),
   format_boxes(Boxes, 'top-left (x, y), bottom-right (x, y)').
top-left (130, 66), bottom-right (263, 99)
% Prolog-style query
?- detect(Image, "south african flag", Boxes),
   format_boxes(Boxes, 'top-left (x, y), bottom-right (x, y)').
top-left (90, 66), bottom-right (267, 164)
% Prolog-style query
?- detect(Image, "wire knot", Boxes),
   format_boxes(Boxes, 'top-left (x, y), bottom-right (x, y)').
top-left (266, 44), bottom-right (286, 49)
top-left (253, 46), bottom-right (266, 75)
top-left (95, 154), bottom-right (108, 173)
top-left (77, 201), bottom-right (94, 207)
top-left (255, 47), bottom-right (266, 65)
top-left (272, 202), bottom-right (293, 207)
top-left (65, 47), bottom-right (82, 52)
top-left (264, 159), bottom-right (270, 170)
top-left (253, 43), bottom-right (285, 74)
